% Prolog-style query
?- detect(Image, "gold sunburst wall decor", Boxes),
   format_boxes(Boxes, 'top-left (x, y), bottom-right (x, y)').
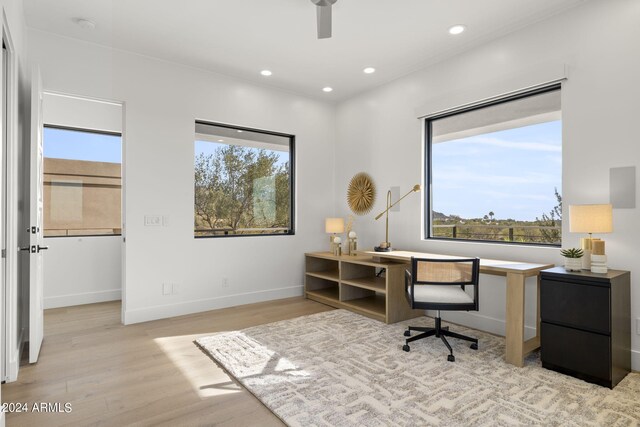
top-left (347, 172), bottom-right (376, 215)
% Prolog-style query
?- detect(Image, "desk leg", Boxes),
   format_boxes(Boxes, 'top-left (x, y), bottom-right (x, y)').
top-left (505, 272), bottom-right (525, 367)
top-left (522, 275), bottom-right (541, 355)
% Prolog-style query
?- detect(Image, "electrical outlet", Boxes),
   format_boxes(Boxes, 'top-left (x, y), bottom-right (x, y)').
top-left (222, 277), bottom-right (229, 288)
top-left (172, 283), bottom-right (179, 294)
top-left (145, 215), bottom-right (162, 226)
top-left (162, 283), bottom-right (171, 295)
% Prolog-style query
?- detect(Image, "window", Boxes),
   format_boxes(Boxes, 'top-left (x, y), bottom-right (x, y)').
top-left (425, 86), bottom-right (562, 245)
top-left (194, 121), bottom-right (294, 237)
top-left (43, 125), bottom-right (122, 237)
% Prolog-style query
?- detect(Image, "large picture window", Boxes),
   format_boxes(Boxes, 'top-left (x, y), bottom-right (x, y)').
top-left (43, 125), bottom-right (122, 237)
top-left (425, 86), bottom-right (562, 245)
top-left (194, 121), bottom-right (294, 237)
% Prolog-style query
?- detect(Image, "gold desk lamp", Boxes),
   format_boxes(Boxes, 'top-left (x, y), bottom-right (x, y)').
top-left (374, 184), bottom-right (421, 252)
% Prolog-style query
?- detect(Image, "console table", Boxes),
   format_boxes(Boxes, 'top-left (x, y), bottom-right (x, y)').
top-left (305, 252), bottom-right (422, 324)
top-left (359, 250), bottom-right (554, 368)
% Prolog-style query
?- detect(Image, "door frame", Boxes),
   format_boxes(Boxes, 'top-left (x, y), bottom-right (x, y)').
top-left (38, 90), bottom-right (127, 324)
top-left (1, 9), bottom-right (21, 382)
top-left (120, 101), bottom-right (126, 325)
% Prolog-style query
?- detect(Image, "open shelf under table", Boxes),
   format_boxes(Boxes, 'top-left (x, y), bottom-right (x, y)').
top-left (341, 294), bottom-right (386, 320)
top-left (341, 276), bottom-right (386, 293)
top-left (306, 287), bottom-right (339, 305)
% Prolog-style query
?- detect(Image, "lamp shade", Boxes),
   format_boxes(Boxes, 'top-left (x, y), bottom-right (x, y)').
top-left (569, 204), bottom-right (613, 233)
top-left (325, 217), bottom-right (345, 234)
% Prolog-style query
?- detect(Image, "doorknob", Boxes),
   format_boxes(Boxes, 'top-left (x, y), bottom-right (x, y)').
top-left (37, 245), bottom-right (49, 253)
top-left (19, 246), bottom-right (31, 251)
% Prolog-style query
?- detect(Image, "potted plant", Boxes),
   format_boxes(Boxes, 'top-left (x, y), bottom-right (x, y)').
top-left (560, 248), bottom-right (584, 271)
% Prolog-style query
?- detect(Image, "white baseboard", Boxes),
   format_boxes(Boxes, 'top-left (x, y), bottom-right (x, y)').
top-left (632, 349), bottom-right (640, 372)
top-left (44, 289), bottom-right (121, 309)
top-left (123, 285), bottom-right (304, 325)
top-left (429, 310), bottom-right (538, 340)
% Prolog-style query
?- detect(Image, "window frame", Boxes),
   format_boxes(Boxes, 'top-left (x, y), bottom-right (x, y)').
top-left (194, 120), bottom-right (296, 239)
top-left (43, 124), bottom-right (123, 239)
top-left (424, 84), bottom-right (562, 247)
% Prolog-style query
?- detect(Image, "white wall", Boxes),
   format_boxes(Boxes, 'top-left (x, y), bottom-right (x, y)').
top-left (335, 0), bottom-right (640, 369)
top-left (42, 92), bottom-right (122, 309)
top-left (43, 237), bottom-right (121, 309)
top-left (28, 29), bottom-right (336, 324)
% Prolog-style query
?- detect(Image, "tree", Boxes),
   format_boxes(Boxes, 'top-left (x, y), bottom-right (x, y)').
top-left (194, 145), bottom-right (290, 235)
top-left (536, 188), bottom-right (562, 244)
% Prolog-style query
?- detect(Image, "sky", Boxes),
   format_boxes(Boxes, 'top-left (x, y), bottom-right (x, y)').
top-left (44, 127), bottom-right (122, 163)
top-left (431, 120), bottom-right (562, 221)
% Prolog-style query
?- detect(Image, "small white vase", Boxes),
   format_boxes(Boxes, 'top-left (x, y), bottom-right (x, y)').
top-left (564, 257), bottom-right (582, 272)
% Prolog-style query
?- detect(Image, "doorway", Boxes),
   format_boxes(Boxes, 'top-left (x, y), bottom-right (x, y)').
top-left (40, 93), bottom-right (123, 310)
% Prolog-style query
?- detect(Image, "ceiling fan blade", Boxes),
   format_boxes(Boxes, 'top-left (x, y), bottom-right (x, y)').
top-left (316, 5), bottom-right (332, 39)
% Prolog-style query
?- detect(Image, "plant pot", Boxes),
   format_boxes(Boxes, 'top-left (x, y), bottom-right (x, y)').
top-left (564, 257), bottom-right (583, 272)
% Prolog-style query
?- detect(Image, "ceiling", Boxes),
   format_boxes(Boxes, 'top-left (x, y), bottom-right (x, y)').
top-left (24, 0), bottom-right (586, 102)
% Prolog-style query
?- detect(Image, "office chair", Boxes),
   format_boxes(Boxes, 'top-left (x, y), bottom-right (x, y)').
top-left (402, 257), bottom-right (480, 362)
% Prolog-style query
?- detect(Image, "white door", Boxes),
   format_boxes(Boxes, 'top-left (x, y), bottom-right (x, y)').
top-left (28, 67), bottom-right (45, 363)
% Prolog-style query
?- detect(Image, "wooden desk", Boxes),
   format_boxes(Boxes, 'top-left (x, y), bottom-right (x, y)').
top-left (360, 250), bottom-right (554, 368)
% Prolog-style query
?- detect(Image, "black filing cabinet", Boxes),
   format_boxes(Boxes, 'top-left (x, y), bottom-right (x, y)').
top-left (540, 267), bottom-right (631, 388)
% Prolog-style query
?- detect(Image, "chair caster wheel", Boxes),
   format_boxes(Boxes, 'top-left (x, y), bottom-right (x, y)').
top-left (404, 330), bottom-right (411, 337)
top-left (470, 343), bottom-right (478, 350)
top-left (402, 345), bottom-right (410, 352)
top-left (447, 354), bottom-right (455, 362)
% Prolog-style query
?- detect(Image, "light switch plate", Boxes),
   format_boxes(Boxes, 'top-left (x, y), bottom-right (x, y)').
top-left (145, 215), bottom-right (162, 226)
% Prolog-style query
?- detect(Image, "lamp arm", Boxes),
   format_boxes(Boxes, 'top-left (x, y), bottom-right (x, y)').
top-left (374, 186), bottom-right (421, 220)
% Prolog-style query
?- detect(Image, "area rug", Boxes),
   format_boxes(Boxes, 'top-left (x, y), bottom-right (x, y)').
top-left (195, 310), bottom-right (640, 426)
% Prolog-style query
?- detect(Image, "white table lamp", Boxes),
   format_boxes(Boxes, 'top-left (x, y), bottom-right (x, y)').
top-left (325, 217), bottom-right (345, 253)
top-left (569, 204), bottom-right (613, 272)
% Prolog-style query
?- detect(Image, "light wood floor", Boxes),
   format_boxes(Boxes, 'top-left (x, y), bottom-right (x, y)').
top-left (3, 297), bottom-right (333, 426)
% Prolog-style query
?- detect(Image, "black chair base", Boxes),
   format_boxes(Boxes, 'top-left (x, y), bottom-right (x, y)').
top-left (402, 317), bottom-right (478, 361)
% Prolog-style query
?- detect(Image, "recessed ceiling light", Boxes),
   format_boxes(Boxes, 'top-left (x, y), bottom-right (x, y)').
top-left (322, 87), bottom-right (333, 93)
top-left (363, 67), bottom-right (376, 74)
top-left (237, 130), bottom-right (243, 133)
top-left (218, 139), bottom-right (224, 142)
top-left (260, 70), bottom-right (272, 76)
top-left (448, 25), bottom-right (466, 35)
top-left (73, 18), bottom-right (96, 30)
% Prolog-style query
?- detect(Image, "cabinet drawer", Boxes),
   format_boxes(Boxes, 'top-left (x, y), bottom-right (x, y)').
top-left (541, 279), bottom-right (610, 334)
top-left (541, 322), bottom-right (611, 382)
